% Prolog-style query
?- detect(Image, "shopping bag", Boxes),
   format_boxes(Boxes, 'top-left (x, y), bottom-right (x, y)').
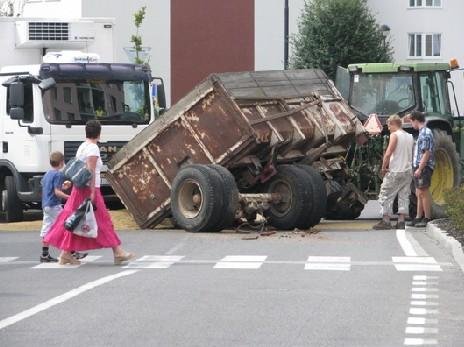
top-left (65, 199), bottom-right (98, 238)
top-left (64, 157), bottom-right (92, 188)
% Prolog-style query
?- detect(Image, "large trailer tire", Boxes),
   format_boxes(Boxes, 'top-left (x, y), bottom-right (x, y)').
top-left (265, 165), bottom-right (313, 230)
top-left (170, 165), bottom-right (224, 232)
top-left (2, 176), bottom-right (24, 222)
top-left (296, 164), bottom-right (327, 227)
top-left (429, 130), bottom-right (461, 218)
top-left (207, 164), bottom-right (239, 231)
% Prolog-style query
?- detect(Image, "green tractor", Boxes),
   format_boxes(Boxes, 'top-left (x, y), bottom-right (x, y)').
top-left (335, 62), bottom-right (464, 219)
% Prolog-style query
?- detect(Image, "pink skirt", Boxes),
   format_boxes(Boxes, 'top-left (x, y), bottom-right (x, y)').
top-left (44, 187), bottom-right (121, 251)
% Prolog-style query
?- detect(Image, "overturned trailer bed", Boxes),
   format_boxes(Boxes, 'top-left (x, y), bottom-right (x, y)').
top-left (106, 69), bottom-right (367, 231)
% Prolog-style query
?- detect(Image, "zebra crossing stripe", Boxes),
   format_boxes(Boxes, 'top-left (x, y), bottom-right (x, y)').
top-left (0, 257), bottom-right (18, 263)
top-left (214, 255), bottom-right (267, 269)
top-left (124, 255), bottom-right (185, 269)
top-left (392, 257), bottom-right (442, 272)
top-left (305, 256), bottom-right (351, 271)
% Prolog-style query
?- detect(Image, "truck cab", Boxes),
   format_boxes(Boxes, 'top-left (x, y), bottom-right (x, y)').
top-left (0, 52), bottom-right (165, 221)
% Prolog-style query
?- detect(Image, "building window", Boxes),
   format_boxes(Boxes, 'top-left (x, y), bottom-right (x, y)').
top-left (408, 33), bottom-right (441, 58)
top-left (409, 0), bottom-right (441, 8)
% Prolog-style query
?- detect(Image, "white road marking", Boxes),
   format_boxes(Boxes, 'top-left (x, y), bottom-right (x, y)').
top-left (407, 317), bottom-right (438, 325)
top-left (33, 263), bottom-right (80, 269)
top-left (412, 281), bottom-right (427, 286)
top-left (306, 256), bottom-right (350, 263)
top-left (396, 230), bottom-right (418, 256)
top-left (214, 255), bottom-right (267, 269)
top-left (395, 264), bottom-right (442, 272)
top-left (214, 262), bottom-right (264, 269)
top-left (305, 263), bottom-right (351, 271)
top-left (413, 275), bottom-right (438, 280)
top-left (411, 294), bottom-right (439, 299)
top-left (409, 308), bottom-right (439, 315)
top-left (305, 256), bottom-right (351, 271)
top-left (80, 255), bottom-right (101, 263)
top-left (404, 338), bottom-right (438, 345)
top-left (124, 255), bottom-right (185, 269)
top-left (220, 256), bottom-right (267, 262)
top-left (405, 327), bottom-right (439, 334)
top-left (410, 301), bottom-right (439, 306)
top-left (393, 257), bottom-right (437, 264)
top-left (0, 270), bottom-right (138, 331)
top-left (412, 288), bottom-right (439, 292)
top-left (0, 257), bottom-right (18, 262)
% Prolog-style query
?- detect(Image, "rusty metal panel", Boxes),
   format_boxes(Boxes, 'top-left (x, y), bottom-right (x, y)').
top-left (146, 118), bottom-right (212, 181)
top-left (106, 149), bottom-right (171, 227)
top-left (107, 68), bottom-right (366, 229)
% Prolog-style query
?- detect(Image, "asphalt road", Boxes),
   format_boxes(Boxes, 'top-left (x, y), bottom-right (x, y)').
top-left (1, 222), bottom-right (463, 347)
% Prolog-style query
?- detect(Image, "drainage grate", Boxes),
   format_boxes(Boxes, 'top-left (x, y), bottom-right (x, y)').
top-left (29, 22), bottom-right (69, 41)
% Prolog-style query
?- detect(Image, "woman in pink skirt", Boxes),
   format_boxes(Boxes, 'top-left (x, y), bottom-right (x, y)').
top-left (45, 120), bottom-right (134, 265)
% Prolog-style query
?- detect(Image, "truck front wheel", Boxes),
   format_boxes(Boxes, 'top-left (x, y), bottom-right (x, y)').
top-left (2, 176), bottom-right (24, 222)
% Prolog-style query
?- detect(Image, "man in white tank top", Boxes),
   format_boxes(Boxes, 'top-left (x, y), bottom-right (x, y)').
top-left (373, 114), bottom-right (414, 230)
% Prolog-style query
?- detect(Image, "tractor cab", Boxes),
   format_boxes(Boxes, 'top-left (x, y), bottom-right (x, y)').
top-left (336, 61), bottom-right (463, 216)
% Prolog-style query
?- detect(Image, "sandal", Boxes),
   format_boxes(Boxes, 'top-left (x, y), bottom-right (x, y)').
top-left (114, 252), bottom-right (135, 265)
top-left (59, 254), bottom-right (81, 265)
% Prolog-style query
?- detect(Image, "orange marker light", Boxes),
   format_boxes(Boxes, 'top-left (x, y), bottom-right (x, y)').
top-left (450, 58), bottom-right (460, 70)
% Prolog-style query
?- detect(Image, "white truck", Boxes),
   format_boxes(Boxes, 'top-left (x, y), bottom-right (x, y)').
top-left (0, 16), bottom-right (165, 222)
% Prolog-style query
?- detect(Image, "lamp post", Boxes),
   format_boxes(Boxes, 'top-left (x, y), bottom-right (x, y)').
top-left (284, 0), bottom-right (289, 70)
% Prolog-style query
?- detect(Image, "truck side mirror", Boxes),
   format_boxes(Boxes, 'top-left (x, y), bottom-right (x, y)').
top-left (38, 77), bottom-right (56, 91)
top-left (157, 83), bottom-right (166, 110)
top-left (7, 82), bottom-right (25, 120)
top-left (8, 82), bottom-right (24, 108)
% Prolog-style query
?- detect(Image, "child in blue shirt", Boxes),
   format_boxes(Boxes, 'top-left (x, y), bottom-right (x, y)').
top-left (40, 152), bottom-right (71, 262)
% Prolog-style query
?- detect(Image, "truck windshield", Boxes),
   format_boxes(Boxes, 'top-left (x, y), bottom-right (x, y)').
top-left (350, 73), bottom-right (415, 116)
top-left (42, 80), bottom-right (150, 125)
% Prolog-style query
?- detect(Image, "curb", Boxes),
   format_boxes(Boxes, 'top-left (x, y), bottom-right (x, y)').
top-left (425, 222), bottom-right (464, 273)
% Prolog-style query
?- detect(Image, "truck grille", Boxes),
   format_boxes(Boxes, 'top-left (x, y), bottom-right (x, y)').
top-left (29, 22), bottom-right (69, 41)
top-left (64, 141), bottom-right (127, 164)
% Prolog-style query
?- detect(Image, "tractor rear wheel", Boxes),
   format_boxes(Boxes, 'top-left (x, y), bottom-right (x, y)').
top-left (429, 130), bottom-right (461, 218)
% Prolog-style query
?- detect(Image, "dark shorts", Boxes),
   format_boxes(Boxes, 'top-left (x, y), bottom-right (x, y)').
top-left (413, 166), bottom-right (433, 189)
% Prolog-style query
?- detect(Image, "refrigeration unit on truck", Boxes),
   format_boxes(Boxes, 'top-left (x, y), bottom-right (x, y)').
top-left (0, 17), bottom-right (166, 222)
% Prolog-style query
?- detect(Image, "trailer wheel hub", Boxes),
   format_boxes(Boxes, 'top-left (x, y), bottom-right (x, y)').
top-left (269, 180), bottom-right (292, 217)
top-left (178, 179), bottom-right (204, 219)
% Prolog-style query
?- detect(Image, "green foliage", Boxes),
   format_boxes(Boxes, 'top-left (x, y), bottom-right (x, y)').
top-left (130, 6), bottom-right (147, 65)
top-left (291, 0), bottom-right (393, 79)
top-left (445, 186), bottom-right (464, 231)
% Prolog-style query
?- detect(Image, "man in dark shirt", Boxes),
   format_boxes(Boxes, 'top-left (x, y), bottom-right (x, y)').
top-left (410, 111), bottom-right (435, 227)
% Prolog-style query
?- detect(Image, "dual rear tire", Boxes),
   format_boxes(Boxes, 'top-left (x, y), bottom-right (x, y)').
top-left (265, 165), bottom-right (326, 230)
top-left (170, 164), bottom-right (238, 232)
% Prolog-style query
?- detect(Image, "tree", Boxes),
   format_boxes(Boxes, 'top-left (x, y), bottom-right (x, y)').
top-left (130, 6), bottom-right (147, 65)
top-left (291, 0), bottom-right (393, 80)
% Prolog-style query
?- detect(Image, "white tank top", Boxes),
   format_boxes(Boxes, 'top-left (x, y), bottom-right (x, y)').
top-left (389, 129), bottom-right (413, 173)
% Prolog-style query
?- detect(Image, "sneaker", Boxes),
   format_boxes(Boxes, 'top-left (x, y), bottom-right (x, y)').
top-left (40, 254), bottom-right (58, 262)
top-left (71, 251), bottom-right (88, 260)
top-left (395, 221), bottom-right (406, 230)
top-left (372, 220), bottom-right (392, 230)
top-left (415, 218), bottom-right (431, 228)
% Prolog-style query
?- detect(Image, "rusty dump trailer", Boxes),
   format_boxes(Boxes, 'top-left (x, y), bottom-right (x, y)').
top-left (106, 69), bottom-right (367, 232)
